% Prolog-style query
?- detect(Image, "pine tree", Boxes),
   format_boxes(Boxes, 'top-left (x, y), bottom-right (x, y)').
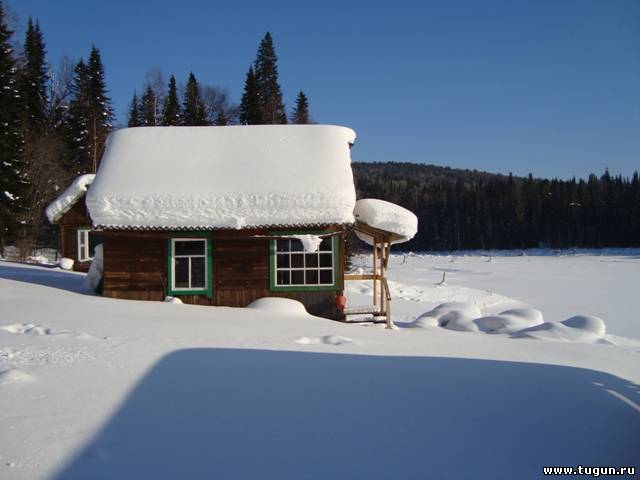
top-left (19, 18), bottom-right (47, 131)
top-left (0, 1), bottom-right (26, 245)
top-left (161, 74), bottom-right (180, 126)
top-left (239, 67), bottom-right (262, 125)
top-left (253, 32), bottom-right (286, 124)
top-left (139, 85), bottom-right (157, 126)
top-left (291, 90), bottom-right (310, 124)
top-left (181, 72), bottom-right (207, 126)
top-left (127, 91), bottom-right (140, 127)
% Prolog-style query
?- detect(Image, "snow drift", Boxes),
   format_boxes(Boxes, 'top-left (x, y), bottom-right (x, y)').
top-left (247, 297), bottom-right (309, 316)
top-left (413, 302), bottom-right (607, 343)
top-left (84, 244), bottom-right (103, 293)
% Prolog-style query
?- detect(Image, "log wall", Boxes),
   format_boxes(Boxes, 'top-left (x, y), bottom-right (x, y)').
top-left (58, 200), bottom-right (92, 272)
top-left (100, 228), bottom-right (344, 319)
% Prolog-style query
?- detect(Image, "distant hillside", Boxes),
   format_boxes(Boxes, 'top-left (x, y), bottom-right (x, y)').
top-left (352, 162), bottom-right (640, 251)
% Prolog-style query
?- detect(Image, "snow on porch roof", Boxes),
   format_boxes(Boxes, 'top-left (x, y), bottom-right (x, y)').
top-left (86, 125), bottom-right (357, 230)
top-left (45, 174), bottom-right (95, 224)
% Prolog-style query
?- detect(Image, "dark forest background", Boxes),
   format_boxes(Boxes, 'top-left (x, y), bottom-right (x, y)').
top-left (353, 163), bottom-right (640, 251)
top-left (1, 1), bottom-right (638, 256)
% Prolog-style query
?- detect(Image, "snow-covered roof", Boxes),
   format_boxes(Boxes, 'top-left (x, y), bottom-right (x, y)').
top-left (86, 125), bottom-right (357, 229)
top-left (354, 198), bottom-right (418, 245)
top-left (45, 174), bottom-right (95, 224)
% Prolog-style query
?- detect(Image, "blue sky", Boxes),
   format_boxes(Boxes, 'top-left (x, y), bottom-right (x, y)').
top-left (7, 0), bottom-right (640, 179)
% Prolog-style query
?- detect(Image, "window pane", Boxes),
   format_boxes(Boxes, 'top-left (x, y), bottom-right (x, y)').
top-left (174, 257), bottom-right (189, 288)
top-left (276, 239), bottom-right (289, 252)
top-left (277, 254), bottom-right (290, 268)
top-left (191, 257), bottom-right (205, 288)
top-left (291, 254), bottom-right (304, 268)
top-left (175, 240), bottom-right (205, 256)
top-left (319, 238), bottom-right (332, 251)
top-left (305, 254), bottom-right (318, 268)
top-left (291, 270), bottom-right (305, 285)
top-left (277, 270), bottom-right (290, 285)
top-left (319, 253), bottom-right (332, 268)
top-left (290, 240), bottom-right (304, 252)
top-left (320, 270), bottom-right (333, 285)
top-left (305, 270), bottom-right (318, 284)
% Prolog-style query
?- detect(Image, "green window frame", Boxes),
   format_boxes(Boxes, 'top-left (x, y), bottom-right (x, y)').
top-left (269, 231), bottom-right (340, 292)
top-left (167, 232), bottom-right (213, 298)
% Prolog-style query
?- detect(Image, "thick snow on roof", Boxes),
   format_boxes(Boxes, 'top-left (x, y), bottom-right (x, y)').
top-left (354, 198), bottom-right (418, 245)
top-left (45, 174), bottom-right (95, 223)
top-left (86, 125), bottom-right (357, 229)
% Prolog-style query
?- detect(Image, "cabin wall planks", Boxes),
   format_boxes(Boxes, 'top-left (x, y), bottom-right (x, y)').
top-left (100, 228), bottom-right (343, 320)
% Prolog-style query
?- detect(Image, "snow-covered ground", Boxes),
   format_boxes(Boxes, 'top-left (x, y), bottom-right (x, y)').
top-left (1, 251), bottom-right (638, 479)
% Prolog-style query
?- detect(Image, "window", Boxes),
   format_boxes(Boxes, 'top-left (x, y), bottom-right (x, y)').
top-left (77, 230), bottom-right (103, 262)
top-left (77, 229), bottom-right (91, 261)
top-left (168, 236), bottom-right (212, 297)
top-left (270, 234), bottom-right (338, 291)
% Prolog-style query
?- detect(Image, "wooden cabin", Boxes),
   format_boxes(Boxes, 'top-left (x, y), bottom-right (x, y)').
top-left (48, 126), bottom-right (418, 324)
top-left (46, 175), bottom-right (101, 272)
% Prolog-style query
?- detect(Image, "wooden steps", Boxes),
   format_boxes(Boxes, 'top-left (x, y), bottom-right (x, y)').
top-left (343, 305), bottom-right (382, 315)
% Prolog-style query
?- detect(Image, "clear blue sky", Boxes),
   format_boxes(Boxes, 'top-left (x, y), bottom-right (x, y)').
top-left (7, 0), bottom-right (640, 179)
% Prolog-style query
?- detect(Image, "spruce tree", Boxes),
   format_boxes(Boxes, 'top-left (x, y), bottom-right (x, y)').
top-left (239, 67), bottom-right (262, 125)
top-left (161, 74), bottom-right (180, 126)
top-left (66, 46), bottom-right (113, 173)
top-left (86, 45), bottom-right (113, 170)
top-left (19, 18), bottom-right (47, 131)
top-left (65, 58), bottom-right (91, 172)
top-left (127, 92), bottom-right (140, 127)
top-left (181, 72), bottom-right (207, 126)
top-left (291, 90), bottom-right (310, 124)
top-left (0, 1), bottom-right (25, 245)
top-left (139, 85), bottom-right (157, 126)
top-left (253, 32), bottom-right (287, 124)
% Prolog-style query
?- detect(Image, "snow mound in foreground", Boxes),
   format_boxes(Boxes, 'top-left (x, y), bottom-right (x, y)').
top-left (59, 257), bottom-right (74, 271)
top-left (413, 302), bottom-right (482, 331)
top-left (164, 296), bottom-right (184, 304)
top-left (474, 308), bottom-right (544, 334)
top-left (412, 303), bottom-right (606, 343)
top-left (514, 315), bottom-right (607, 343)
top-left (247, 297), bottom-right (309, 316)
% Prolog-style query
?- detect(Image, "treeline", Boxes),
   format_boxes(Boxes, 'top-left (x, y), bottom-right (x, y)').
top-left (353, 163), bottom-right (640, 251)
top-left (0, 0), bottom-right (309, 255)
top-left (125, 32), bottom-right (311, 128)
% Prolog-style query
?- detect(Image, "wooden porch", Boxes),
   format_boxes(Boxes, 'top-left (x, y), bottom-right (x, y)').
top-left (342, 221), bottom-right (405, 329)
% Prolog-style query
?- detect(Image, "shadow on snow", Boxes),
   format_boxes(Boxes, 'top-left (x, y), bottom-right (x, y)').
top-left (0, 263), bottom-right (89, 295)
top-left (55, 349), bottom-right (639, 480)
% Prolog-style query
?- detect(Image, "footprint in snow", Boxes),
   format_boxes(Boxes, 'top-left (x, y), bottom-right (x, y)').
top-left (0, 365), bottom-right (35, 385)
top-left (295, 335), bottom-right (354, 346)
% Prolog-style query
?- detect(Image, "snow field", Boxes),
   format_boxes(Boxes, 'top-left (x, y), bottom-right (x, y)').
top-left (0, 251), bottom-right (639, 479)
